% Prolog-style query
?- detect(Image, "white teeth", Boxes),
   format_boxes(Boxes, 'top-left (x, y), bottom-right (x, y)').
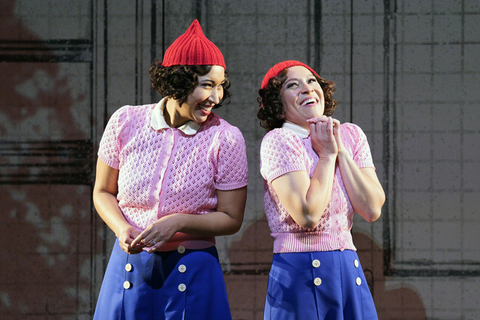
top-left (300, 98), bottom-right (316, 106)
top-left (200, 105), bottom-right (212, 111)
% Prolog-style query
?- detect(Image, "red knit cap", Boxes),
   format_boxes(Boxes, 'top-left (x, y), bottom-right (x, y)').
top-left (161, 19), bottom-right (226, 68)
top-left (260, 60), bottom-right (319, 89)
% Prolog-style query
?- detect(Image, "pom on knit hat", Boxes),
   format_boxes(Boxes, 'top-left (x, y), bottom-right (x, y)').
top-left (260, 60), bottom-right (319, 89)
top-left (161, 19), bottom-right (226, 69)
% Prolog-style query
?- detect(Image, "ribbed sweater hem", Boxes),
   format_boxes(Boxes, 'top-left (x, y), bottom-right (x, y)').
top-left (272, 231), bottom-right (356, 253)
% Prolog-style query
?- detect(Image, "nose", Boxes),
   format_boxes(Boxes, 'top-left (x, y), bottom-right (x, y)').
top-left (210, 87), bottom-right (222, 104)
top-left (300, 82), bottom-right (314, 94)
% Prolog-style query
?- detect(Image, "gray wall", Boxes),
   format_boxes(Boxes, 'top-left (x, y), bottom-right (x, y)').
top-left (1, 0), bottom-right (479, 319)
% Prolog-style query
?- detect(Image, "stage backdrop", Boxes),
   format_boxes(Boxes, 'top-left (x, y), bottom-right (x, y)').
top-left (1, 1), bottom-right (479, 319)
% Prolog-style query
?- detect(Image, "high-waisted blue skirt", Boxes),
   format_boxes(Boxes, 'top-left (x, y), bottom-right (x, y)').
top-left (264, 250), bottom-right (378, 320)
top-left (94, 239), bottom-right (232, 320)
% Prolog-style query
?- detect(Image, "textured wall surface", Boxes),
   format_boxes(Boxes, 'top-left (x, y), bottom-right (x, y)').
top-left (1, 0), bottom-right (479, 319)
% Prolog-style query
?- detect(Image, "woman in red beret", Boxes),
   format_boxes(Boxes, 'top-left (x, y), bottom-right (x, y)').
top-left (258, 60), bottom-right (385, 319)
top-left (92, 20), bottom-right (248, 319)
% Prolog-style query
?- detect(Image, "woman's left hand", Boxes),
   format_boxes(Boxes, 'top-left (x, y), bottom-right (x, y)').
top-left (331, 118), bottom-right (346, 154)
top-left (131, 214), bottom-right (181, 253)
top-left (308, 116), bottom-right (345, 157)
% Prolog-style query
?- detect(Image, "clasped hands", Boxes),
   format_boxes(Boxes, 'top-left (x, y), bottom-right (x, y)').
top-left (117, 214), bottom-right (180, 254)
top-left (307, 115), bottom-right (344, 159)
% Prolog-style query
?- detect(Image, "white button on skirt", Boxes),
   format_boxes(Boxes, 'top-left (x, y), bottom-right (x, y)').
top-left (264, 250), bottom-right (378, 320)
top-left (93, 239), bottom-right (232, 320)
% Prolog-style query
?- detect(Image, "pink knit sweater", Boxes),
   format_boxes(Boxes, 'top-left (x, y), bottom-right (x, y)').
top-left (98, 102), bottom-right (248, 251)
top-left (260, 122), bottom-right (375, 253)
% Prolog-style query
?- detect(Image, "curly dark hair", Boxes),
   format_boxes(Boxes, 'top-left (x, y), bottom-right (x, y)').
top-left (149, 60), bottom-right (231, 108)
top-left (257, 68), bottom-right (337, 132)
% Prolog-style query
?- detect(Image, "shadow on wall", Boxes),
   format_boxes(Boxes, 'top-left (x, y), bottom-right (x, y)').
top-left (225, 216), bottom-right (427, 320)
top-left (354, 232), bottom-right (427, 320)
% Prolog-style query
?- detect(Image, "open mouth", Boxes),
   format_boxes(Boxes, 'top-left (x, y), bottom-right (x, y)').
top-left (299, 98), bottom-right (317, 106)
top-left (198, 104), bottom-right (213, 114)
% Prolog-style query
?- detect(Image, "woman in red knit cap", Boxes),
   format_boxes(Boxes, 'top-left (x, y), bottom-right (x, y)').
top-left (257, 61), bottom-right (385, 319)
top-left (92, 20), bottom-right (248, 319)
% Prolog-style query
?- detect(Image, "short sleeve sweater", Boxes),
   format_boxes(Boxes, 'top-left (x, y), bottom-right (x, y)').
top-left (260, 122), bottom-right (374, 253)
top-left (98, 101), bottom-right (249, 251)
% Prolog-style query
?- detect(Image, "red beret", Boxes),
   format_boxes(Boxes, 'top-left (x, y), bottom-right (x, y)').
top-left (260, 60), bottom-right (319, 89)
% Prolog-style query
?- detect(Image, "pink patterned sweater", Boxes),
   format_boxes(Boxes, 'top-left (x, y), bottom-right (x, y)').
top-left (98, 101), bottom-right (249, 251)
top-left (260, 122), bottom-right (375, 253)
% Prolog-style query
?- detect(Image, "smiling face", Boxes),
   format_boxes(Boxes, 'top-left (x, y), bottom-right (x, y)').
top-left (168, 65), bottom-right (226, 127)
top-left (280, 66), bottom-right (325, 130)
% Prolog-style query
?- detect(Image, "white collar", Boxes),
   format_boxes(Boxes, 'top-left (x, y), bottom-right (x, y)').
top-left (150, 97), bottom-right (201, 135)
top-left (282, 122), bottom-right (310, 138)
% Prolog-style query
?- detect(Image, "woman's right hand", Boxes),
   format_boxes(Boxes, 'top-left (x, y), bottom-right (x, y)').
top-left (308, 116), bottom-right (338, 159)
top-left (117, 226), bottom-right (145, 254)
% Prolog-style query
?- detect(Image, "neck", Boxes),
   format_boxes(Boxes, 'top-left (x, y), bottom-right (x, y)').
top-left (164, 99), bottom-right (187, 128)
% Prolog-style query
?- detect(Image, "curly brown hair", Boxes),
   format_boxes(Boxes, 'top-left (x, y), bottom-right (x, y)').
top-left (257, 68), bottom-right (337, 132)
top-left (149, 60), bottom-right (231, 107)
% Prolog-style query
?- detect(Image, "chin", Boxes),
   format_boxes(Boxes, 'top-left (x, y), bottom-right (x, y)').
top-left (195, 116), bottom-right (208, 124)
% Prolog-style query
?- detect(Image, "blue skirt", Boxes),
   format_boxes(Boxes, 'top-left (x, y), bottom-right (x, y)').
top-left (94, 239), bottom-right (232, 320)
top-left (264, 250), bottom-right (378, 320)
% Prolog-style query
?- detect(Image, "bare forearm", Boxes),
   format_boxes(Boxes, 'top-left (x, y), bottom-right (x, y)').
top-left (93, 191), bottom-right (131, 236)
top-left (337, 151), bottom-right (385, 222)
top-left (130, 187), bottom-right (247, 251)
top-left (173, 211), bottom-right (243, 236)
top-left (175, 187), bottom-right (246, 236)
top-left (304, 157), bottom-right (337, 226)
top-left (275, 157), bottom-right (337, 228)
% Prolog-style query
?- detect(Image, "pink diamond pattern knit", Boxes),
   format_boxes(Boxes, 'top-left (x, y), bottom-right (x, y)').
top-left (98, 104), bottom-right (248, 251)
top-left (260, 123), bottom-right (374, 253)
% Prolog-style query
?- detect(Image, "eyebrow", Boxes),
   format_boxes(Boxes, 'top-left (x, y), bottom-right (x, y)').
top-left (199, 78), bottom-right (224, 85)
top-left (198, 79), bottom-right (215, 86)
top-left (283, 78), bottom-right (299, 87)
top-left (284, 75), bottom-right (316, 86)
